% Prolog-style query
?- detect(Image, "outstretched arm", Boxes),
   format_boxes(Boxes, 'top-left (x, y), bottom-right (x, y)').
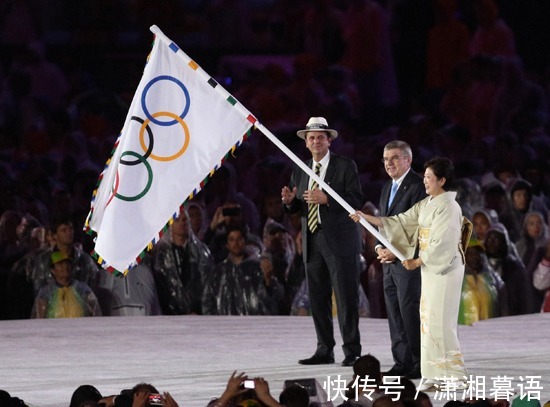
top-left (349, 210), bottom-right (383, 227)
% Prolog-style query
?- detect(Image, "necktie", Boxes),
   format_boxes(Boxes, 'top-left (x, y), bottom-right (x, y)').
top-left (388, 181), bottom-right (398, 208)
top-left (308, 163), bottom-right (322, 233)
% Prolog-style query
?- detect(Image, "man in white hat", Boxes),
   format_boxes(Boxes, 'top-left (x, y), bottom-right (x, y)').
top-left (281, 117), bottom-right (363, 366)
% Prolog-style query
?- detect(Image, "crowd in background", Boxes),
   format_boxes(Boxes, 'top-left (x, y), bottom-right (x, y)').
top-left (1, 0), bottom-right (550, 322)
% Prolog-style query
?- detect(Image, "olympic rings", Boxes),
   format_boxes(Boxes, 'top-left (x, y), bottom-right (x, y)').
top-left (108, 75), bottom-right (191, 205)
top-left (113, 151), bottom-right (153, 202)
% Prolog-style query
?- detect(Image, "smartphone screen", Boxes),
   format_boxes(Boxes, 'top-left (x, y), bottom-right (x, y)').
top-left (148, 393), bottom-right (163, 405)
top-left (243, 380), bottom-right (255, 389)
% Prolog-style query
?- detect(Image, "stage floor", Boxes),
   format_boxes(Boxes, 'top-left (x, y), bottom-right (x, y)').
top-left (1, 314), bottom-right (549, 407)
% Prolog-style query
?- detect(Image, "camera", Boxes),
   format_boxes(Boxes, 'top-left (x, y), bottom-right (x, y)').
top-left (148, 394), bottom-right (163, 406)
top-left (222, 206), bottom-right (241, 217)
top-left (243, 380), bottom-right (255, 389)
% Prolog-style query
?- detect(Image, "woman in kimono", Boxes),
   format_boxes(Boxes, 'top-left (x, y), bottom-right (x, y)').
top-left (350, 157), bottom-right (468, 391)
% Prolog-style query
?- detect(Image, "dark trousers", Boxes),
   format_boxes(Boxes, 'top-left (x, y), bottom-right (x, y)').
top-left (383, 263), bottom-right (421, 371)
top-left (306, 230), bottom-right (361, 357)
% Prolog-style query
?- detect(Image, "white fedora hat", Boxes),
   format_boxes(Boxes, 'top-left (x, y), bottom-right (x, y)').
top-left (296, 117), bottom-right (338, 140)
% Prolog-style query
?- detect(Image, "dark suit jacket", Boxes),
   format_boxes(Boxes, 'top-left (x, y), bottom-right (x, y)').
top-left (379, 169), bottom-right (426, 243)
top-left (285, 153), bottom-right (362, 262)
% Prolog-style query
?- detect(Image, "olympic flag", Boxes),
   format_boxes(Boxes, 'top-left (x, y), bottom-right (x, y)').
top-left (87, 25), bottom-right (405, 275)
top-left (85, 26), bottom-right (257, 274)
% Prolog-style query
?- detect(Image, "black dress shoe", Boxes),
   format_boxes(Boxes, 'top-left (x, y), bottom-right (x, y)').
top-left (405, 368), bottom-right (422, 380)
top-left (298, 354), bottom-right (335, 365)
top-left (341, 355), bottom-right (358, 367)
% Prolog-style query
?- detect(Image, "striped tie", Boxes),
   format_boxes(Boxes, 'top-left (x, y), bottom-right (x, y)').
top-left (308, 163), bottom-right (322, 233)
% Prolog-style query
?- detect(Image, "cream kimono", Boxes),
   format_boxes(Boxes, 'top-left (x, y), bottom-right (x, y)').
top-left (381, 191), bottom-right (467, 381)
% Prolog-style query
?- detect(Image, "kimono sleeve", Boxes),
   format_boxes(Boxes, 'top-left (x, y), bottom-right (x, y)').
top-left (419, 200), bottom-right (462, 275)
top-left (380, 201), bottom-right (422, 259)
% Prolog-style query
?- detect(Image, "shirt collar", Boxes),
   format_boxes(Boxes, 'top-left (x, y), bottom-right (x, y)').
top-left (393, 168), bottom-right (411, 186)
top-left (314, 151), bottom-right (330, 168)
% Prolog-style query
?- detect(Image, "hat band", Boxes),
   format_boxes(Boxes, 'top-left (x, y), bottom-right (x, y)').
top-left (306, 123), bottom-right (328, 130)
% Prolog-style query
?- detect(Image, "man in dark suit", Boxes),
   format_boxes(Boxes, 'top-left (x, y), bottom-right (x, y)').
top-left (376, 140), bottom-right (426, 379)
top-left (281, 117), bottom-right (363, 367)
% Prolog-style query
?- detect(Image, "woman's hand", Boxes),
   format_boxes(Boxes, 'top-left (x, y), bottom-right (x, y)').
top-left (349, 210), bottom-right (366, 223)
top-left (349, 211), bottom-right (383, 227)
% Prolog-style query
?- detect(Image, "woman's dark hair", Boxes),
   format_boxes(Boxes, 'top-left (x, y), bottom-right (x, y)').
top-left (424, 156), bottom-right (455, 191)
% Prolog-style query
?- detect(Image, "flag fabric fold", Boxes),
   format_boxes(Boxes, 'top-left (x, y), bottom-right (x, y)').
top-left (86, 26), bottom-right (256, 275)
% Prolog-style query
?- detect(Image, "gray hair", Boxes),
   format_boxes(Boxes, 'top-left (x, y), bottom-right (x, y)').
top-left (384, 140), bottom-right (412, 158)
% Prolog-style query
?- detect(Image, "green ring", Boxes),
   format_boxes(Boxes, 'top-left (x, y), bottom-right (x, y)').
top-left (115, 151), bottom-right (153, 201)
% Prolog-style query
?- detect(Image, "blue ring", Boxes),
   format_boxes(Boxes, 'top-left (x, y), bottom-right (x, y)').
top-left (141, 75), bottom-right (190, 126)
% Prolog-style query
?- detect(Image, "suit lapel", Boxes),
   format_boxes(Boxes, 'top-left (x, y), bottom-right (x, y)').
top-left (300, 159), bottom-right (313, 193)
top-left (382, 182), bottom-right (391, 216)
top-left (324, 156), bottom-right (337, 185)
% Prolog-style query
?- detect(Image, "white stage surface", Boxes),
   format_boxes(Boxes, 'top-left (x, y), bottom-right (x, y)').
top-left (1, 314), bottom-right (549, 407)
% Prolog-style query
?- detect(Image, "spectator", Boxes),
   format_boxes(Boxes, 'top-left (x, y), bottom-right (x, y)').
top-left (337, 354), bottom-right (385, 407)
top-left (209, 371), bottom-right (309, 407)
top-left (414, 391), bottom-right (433, 407)
top-left (533, 240), bottom-right (550, 312)
top-left (471, 208), bottom-right (499, 243)
top-left (114, 382), bottom-right (179, 407)
top-left (279, 384), bottom-right (310, 407)
top-left (151, 208), bottom-right (214, 315)
top-left (261, 221), bottom-right (302, 315)
top-left (69, 385), bottom-right (105, 407)
top-left (202, 227), bottom-right (283, 315)
top-left (507, 179), bottom-right (549, 243)
top-left (516, 211), bottom-right (549, 264)
top-left (30, 217), bottom-right (98, 293)
top-left (0, 389), bottom-right (28, 407)
top-left (0, 210), bottom-right (24, 267)
top-left (0, 210), bottom-right (24, 319)
top-left (203, 163), bottom-right (260, 235)
top-left (31, 251), bottom-right (101, 318)
top-left (459, 241), bottom-right (504, 324)
top-left (7, 216), bottom-right (99, 319)
top-left (259, 192), bottom-right (297, 239)
top-left (204, 202), bottom-right (263, 264)
top-left (97, 262), bottom-right (161, 316)
top-left (454, 178), bottom-right (483, 220)
top-left (187, 201), bottom-right (209, 242)
top-left (484, 223), bottom-right (531, 315)
top-left (481, 182), bottom-right (518, 240)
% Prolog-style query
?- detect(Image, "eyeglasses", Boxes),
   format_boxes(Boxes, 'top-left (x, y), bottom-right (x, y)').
top-left (381, 155), bottom-right (406, 164)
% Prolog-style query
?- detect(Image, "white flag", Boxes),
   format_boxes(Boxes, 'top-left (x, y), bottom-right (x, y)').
top-left (86, 26), bottom-right (256, 274)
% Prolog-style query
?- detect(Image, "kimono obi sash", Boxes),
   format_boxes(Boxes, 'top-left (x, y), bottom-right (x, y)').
top-left (418, 228), bottom-right (429, 251)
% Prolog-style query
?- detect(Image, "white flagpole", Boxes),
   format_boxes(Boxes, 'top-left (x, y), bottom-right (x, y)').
top-left (149, 25), bottom-right (406, 262)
